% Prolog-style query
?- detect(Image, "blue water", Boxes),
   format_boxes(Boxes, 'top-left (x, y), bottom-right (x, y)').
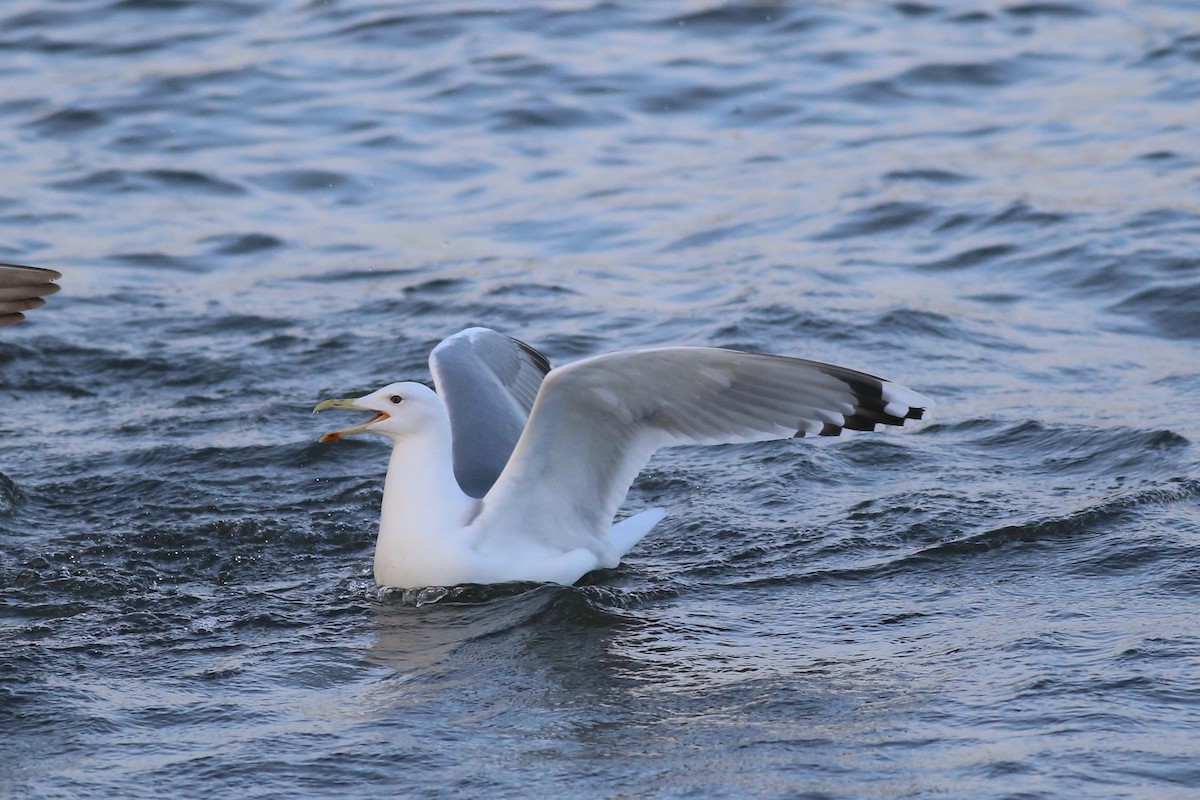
top-left (3, 1), bottom-right (1200, 797)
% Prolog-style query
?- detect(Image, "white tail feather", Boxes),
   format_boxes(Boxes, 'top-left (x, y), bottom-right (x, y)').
top-left (605, 507), bottom-right (667, 564)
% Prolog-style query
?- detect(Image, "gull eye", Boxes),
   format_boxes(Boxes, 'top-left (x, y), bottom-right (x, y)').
top-left (389, 394), bottom-right (403, 405)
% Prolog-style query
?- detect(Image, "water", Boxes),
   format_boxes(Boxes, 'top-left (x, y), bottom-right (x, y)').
top-left (3, 0), bottom-right (1199, 797)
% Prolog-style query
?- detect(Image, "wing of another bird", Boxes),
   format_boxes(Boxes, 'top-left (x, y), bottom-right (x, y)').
top-left (428, 327), bottom-right (552, 498)
top-left (0, 263), bottom-right (61, 328)
top-left (476, 346), bottom-right (932, 551)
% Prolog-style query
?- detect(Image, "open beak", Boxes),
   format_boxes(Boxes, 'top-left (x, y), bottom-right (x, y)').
top-left (313, 398), bottom-right (390, 443)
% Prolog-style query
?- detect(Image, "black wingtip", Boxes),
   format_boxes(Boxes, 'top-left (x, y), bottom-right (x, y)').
top-left (510, 336), bottom-right (552, 375)
top-left (819, 422), bottom-right (842, 437)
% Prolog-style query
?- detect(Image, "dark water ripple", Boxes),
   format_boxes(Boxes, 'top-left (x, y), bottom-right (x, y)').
top-left (4, 0), bottom-right (1200, 798)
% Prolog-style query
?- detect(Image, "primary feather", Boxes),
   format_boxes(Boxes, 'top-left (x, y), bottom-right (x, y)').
top-left (0, 263), bottom-right (61, 328)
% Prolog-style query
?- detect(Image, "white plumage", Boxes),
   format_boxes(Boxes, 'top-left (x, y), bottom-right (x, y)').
top-left (315, 328), bottom-right (931, 589)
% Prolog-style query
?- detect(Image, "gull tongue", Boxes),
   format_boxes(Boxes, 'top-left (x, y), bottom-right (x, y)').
top-left (318, 410), bottom-right (390, 443)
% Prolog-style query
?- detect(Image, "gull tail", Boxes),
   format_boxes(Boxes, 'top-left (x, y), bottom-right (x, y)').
top-left (608, 507), bottom-right (667, 559)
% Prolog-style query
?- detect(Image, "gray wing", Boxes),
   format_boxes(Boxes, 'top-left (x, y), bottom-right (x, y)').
top-left (477, 346), bottom-right (932, 549)
top-left (0, 263), bottom-right (61, 328)
top-left (429, 327), bottom-right (553, 498)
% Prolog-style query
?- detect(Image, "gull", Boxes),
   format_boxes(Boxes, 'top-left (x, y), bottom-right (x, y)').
top-left (315, 328), bottom-right (931, 589)
top-left (0, 263), bottom-right (61, 328)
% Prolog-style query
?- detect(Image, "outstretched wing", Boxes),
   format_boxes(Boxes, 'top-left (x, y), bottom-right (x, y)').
top-left (0, 263), bottom-right (61, 328)
top-left (429, 327), bottom-right (552, 498)
top-left (477, 346), bottom-right (931, 550)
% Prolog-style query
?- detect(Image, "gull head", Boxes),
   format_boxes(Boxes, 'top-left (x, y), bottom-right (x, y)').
top-left (314, 381), bottom-right (441, 443)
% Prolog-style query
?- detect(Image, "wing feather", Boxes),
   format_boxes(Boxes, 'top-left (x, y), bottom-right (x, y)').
top-left (0, 263), bottom-right (61, 328)
top-left (429, 327), bottom-right (552, 498)
top-left (477, 347), bottom-right (931, 552)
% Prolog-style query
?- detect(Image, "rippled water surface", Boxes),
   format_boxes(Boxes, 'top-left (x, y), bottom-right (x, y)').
top-left (3, 1), bottom-right (1200, 797)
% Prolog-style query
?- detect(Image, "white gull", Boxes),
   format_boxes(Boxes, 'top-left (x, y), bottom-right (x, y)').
top-left (315, 327), bottom-right (931, 588)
